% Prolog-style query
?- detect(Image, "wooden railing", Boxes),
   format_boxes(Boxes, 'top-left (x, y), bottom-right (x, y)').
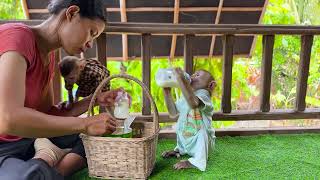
top-left (103, 23), bottom-right (320, 120)
top-left (2, 20), bottom-right (320, 136)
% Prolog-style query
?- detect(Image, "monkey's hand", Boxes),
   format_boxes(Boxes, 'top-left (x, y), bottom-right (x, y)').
top-left (174, 160), bottom-right (194, 170)
top-left (162, 150), bottom-right (181, 158)
top-left (65, 102), bottom-right (73, 110)
top-left (57, 101), bottom-right (73, 111)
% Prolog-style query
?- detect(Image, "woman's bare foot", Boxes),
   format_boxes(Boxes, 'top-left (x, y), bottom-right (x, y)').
top-left (174, 160), bottom-right (193, 170)
top-left (33, 138), bottom-right (71, 167)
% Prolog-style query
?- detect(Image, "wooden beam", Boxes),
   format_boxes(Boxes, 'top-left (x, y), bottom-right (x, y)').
top-left (0, 20), bottom-right (43, 26)
top-left (115, 108), bottom-right (320, 122)
top-left (103, 32), bottom-right (256, 36)
top-left (107, 22), bottom-right (320, 29)
top-left (53, 49), bottom-right (61, 104)
top-left (28, 9), bottom-right (48, 13)
top-left (1, 19), bottom-right (317, 31)
top-left (85, 54), bottom-right (250, 62)
top-left (214, 108), bottom-right (320, 121)
top-left (184, 34), bottom-right (194, 74)
top-left (159, 127), bottom-right (320, 139)
top-left (260, 35), bottom-right (275, 112)
top-left (209, 0), bottom-right (224, 57)
top-left (2, 21), bottom-right (320, 35)
top-left (120, 0), bottom-right (128, 61)
top-left (27, 7), bottom-right (263, 14)
top-left (106, 25), bottom-right (320, 35)
top-left (170, 0), bottom-right (180, 59)
top-left (21, 0), bottom-right (30, 19)
top-left (106, 7), bottom-right (263, 12)
top-left (221, 35), bottom-right (234, 113)
top-left (141, 34), bottom-right (152, 115)
top-left (295, 35), bottom-right (314, 111)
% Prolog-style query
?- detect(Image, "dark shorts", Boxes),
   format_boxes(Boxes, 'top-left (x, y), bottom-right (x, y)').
top-left (0, 134), bottom-right (86, 180)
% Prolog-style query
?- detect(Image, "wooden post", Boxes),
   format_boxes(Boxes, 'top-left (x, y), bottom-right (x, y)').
top-left (184, 34), bottom-right (194, 74)
top-left (96, 33), bottom-right (107, 113)
top-left (260, 35), bottom-right (275, 112)
top-left (96, 33), bottom-right (107, 67)
top-left (295, 35), bottom-right (313, 111)
top-left (53, 49), bottom-right (61, 104)
top-left (120, 0), bottom-right (128, 60)
top-left (221, 35), bottom-right (234, 113)
top-left (142, 34), bottom-right (152, 115)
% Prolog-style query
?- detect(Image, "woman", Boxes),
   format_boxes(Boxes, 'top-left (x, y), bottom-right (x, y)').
top-left (0, 0), bottom-right (118, 179)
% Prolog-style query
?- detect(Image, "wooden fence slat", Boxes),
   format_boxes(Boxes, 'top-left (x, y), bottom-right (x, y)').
top-left (260, 35), bottom-right (275, 112)
top-left (184, 34), bottom-right (194, 74)
top-left (142, 34), bottom-right (152, 115)
top-left (120, 0), bottom-right (128, 60)
top-left (53, 49), bottom-right (61, 104)
top-left (96, 33), bottom-right (107, 66)
top-left (221, 35), bottom-right (234, 113)
top-left (295, 35), bottom-right (314, 111)
top-left (96, 33), bottom-right (107, 113)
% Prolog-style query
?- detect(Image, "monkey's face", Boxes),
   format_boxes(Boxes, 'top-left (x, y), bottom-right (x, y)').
top-left (59, 10), bottom-right (105, 55)
top-left (64, 65), bottom-right (82, 84)
top-left (190, 70), bottom-right (215, 91)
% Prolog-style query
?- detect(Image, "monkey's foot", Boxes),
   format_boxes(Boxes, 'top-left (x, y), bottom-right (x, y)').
top-left (161, 150), bottom-right (181, 158)
top-left (173, 160), bottom-right (193, 170)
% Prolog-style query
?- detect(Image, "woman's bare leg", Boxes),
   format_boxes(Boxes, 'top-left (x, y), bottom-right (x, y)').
top-left (55, 153), bottom-right (86, 176)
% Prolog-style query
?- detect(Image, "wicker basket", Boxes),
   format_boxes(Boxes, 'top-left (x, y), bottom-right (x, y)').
top-left (80, 74), bottom-right (159, 179)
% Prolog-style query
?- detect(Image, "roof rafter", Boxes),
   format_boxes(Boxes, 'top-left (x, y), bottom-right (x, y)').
top-left (170, 0), bottom-right (180, 60)
top-left (209, 0), bottom-right (224, 57)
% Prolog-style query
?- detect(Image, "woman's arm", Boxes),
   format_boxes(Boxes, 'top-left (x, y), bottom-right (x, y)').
top-left (0, 51), bottom-right (115, 137)
top-left (39, 81), bottom-right (93, 117)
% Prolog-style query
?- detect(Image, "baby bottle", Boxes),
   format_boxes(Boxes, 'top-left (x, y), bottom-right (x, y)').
top-left (155, 68), bottom-right (191, 88)
top-left (114, 91), bottom-right (130, 119)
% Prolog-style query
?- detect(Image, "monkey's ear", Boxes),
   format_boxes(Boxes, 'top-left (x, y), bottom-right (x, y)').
top-left (208, 80), bottom-right (216, 91)
top-left (79, 61), bottom-right (86, 71)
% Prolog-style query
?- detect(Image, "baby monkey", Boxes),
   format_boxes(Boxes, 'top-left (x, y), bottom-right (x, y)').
top-left (59, 56), bottom-right (110, 109)
top-left (162, 68), bottom-right (216, 171)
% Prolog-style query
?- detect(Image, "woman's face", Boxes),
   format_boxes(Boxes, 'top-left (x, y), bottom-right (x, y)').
top-left (59, 6), bottom-right (105, 55)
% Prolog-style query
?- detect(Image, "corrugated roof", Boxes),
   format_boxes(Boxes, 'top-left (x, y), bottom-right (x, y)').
top-left (22, 0), bottom-right (268, 60)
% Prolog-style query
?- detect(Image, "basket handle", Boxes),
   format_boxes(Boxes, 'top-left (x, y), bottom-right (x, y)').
top-left (87, 74), bottom-right (159, 134)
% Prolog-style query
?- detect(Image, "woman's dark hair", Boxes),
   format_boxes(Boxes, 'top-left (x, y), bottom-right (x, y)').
top-left (48, 0), bottom-right (106, 22)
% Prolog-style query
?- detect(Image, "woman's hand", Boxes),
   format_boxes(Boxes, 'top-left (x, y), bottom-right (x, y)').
top-left (84, 113), bottom-right (116, 136)
top-left (96, 88), bottom-right (131, 107)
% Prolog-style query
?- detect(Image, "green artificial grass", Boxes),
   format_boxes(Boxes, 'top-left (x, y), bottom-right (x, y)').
top-left (70, 134), bottom-right (320, 179)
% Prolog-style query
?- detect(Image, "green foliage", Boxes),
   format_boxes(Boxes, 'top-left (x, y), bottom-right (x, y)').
top-left (289, 0), bottom-right (320, 24)
top-left (0, 0), bottom-right (25, 19)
